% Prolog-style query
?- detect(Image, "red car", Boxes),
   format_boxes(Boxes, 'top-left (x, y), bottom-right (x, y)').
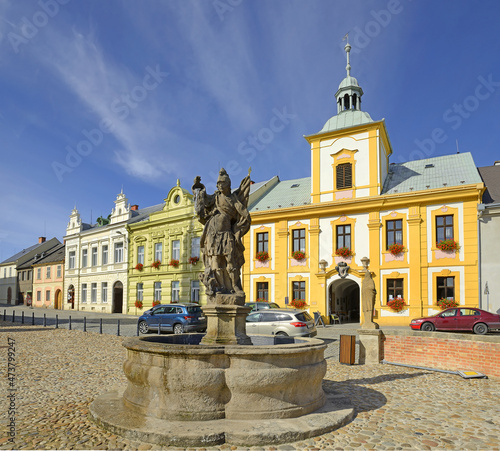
top-left (410, 307), bottom-right (500, 335)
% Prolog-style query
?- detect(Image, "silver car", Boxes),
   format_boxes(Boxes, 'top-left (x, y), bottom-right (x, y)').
top-left (246, 308), bottom-right (317, 337)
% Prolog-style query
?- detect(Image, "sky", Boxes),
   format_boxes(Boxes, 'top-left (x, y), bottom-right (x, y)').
top-left (1, 0), bottom-right (499, 260)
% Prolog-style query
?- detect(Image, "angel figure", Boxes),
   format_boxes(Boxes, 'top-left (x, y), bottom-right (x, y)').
top-left (192, 168), bottom-right (251, 296)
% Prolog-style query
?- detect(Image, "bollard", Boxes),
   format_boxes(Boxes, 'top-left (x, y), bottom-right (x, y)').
top-left (69, 316), bottom-right (72, 330)
top-left (84, 317), bottom-right (87, 332)
top-left (56, 315), bottom-right (59, 329)
top-left (32, 312), bottom-right (35, 326)
top-left (3, 309), bottom-right (5, 321)
top-left (99, 318), bottom-right (103, 334)
top-left (12, 310), bottom-right (15, 323)
top-left (117, 319), bottom-right (120, 336)
top-left (22, 311), bottom-right (24, 324)
top-left (136, 322), bottom-right (140, 336)
top-left (43, 314), bottom-right (46, 327)
top-left (158, 318), bottom-right (161, 335)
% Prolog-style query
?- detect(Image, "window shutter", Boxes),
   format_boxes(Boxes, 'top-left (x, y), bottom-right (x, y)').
top-left (336, 163), bottom-right (352, 189)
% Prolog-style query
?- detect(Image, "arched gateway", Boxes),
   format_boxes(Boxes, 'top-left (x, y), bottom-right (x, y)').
top-left (327, 276), bottom-right (361, 324)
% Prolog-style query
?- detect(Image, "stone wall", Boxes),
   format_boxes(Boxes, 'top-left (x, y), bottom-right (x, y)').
top-left (382, 330), bottom-right (500, 379)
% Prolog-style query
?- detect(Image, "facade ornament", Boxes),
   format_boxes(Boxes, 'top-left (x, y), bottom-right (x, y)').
top-left (335, 261), bottom-right (350, 278)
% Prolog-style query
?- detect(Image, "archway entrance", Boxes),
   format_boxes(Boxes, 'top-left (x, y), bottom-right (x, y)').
top-left (112, 281), bottom-right (123, 313)
top-left (54, 289), bottom-right (62, 309)
top-left (67, 285), bottom-right (75, 309)
top-left (328, 278), bottom-right (360, 323)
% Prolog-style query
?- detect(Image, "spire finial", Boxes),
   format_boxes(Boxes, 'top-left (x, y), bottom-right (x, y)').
top-left (343, 33), bottom-right (351, 77)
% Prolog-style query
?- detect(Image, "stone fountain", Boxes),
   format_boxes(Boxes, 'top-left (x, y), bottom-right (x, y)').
top-left (90, 170), bottom-right (354, 447)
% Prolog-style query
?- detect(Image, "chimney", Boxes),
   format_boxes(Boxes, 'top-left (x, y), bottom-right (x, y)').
top-left (38, 237), bottom-right (46, 244)
top-left (131, 205), bottom-right (139, 211)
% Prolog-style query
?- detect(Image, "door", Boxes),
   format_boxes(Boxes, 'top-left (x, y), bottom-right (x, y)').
top-left (112, 281), bottom-right (123, 313)
top-left (434, 308), bottom-right (458, 330)
top-left (455, 308), bottom-right (480, 330)
top-left (259, 312), bottom-right (280, 335)
top-left (246, 312), bottom-right (262, 334)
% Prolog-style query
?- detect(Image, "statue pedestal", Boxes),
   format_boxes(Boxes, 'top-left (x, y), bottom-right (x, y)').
top-left (201, 293), bottom-right (252, 345)
top-left (358, 329), bottom-right (383, 365)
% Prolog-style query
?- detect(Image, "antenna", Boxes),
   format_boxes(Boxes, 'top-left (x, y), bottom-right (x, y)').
top-left (456, 139), bottom-right (460, 154)
top-left (90, 209), bottom-right (92, 224)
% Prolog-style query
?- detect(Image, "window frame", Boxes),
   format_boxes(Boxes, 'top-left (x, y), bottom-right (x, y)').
top-left (336, 224), bottom-right (351, 250)
top-left (336, 162), bottom-right (352, 190)
top-left (102, 282), bottom-right (108, 303)
top-left (171, 280), bottom-right (180, 302)
top-left (436, 214), bottom-right (454, 244)
top-left (137, 245), bottom-right (145, 265)
top-left (154, 282), bottom-right (161, 302)
top-left (191, 280), bottom-right (200, 303)
top-left (154, 242), bottom-right (163, 262)
top-left (437, 276), bottom-right (455, 301)
top-left (114, 242), bottom-right (124, 263)
top-left (171, 240), bottom-right (180, 261)
top-left (256, 232), bottom-right (269, 253)
top-left (81, 284), bottom-right (87, 303)
top-left (191, 237), bottom-right (200, 258)
top-left (292, 228), bottom-right (306, 253)
top-left (91, 247), bottom-right (98, 266)
top-left (386, 278), bottom-right (404, 304)
top-left (102, 245), bottom-right (108, 265)
top-left (91, 283), bottom-right (97, 303)
top-left (257, 281), bottom-right (269, 301)
top-left (386, 219), bottom-right (403, 248)
top-left (292, 280), bottom-right (306, 301)
top-left (82, 249), bottom-right (88, 267)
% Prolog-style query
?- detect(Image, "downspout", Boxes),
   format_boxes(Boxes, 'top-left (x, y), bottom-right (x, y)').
top-left (477, 205), bottom-right (484, 309)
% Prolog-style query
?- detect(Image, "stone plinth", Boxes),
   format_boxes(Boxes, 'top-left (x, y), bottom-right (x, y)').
top-left (358, 329), bottom-right (383, 365)
top-left (201, 293), bottom-right (252, 345)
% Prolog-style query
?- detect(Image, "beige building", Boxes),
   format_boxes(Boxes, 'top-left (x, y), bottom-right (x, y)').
top-left (32, 243), bottom-right (65, 309)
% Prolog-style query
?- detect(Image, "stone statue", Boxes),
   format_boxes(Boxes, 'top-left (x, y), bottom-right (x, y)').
top-left (361, 266), bottom-right (379, 330)
top-left (192, 168), bottom-right (251, 298)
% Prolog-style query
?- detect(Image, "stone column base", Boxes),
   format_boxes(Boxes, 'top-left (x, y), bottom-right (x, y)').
top-left (201, 293), bottom-right (252, 345)
top-left (358, 329), bottom-right (383, 365)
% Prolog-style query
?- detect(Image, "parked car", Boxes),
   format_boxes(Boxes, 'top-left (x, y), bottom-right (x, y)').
top-left (138, 303), bottom-right (206, 335)
top-left (410, 307), bottom-right (500, 335)
top-left (246, 308), bottom-right (317, 337)
top-left (245, 301), bottom-right (281, 312)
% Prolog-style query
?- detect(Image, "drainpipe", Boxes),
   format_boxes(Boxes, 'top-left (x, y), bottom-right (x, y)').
top-left (478, 205), bottom-right (484, 309)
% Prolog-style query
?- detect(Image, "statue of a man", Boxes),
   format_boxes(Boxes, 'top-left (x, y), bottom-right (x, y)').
top-left (192, 169), bottom-right (251, 297)
top-left (361, 269), bottom-right (379, 329)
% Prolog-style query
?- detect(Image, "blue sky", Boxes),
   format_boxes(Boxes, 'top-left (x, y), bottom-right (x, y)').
top-left (1, 0), bottom-right (499, 260)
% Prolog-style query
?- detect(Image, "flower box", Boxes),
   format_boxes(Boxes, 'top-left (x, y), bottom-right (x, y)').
top-left (169, 259), bottom-right (180, 268)
top-left (135, 263), bottom-right (144, 271)
top-left (135, 300), bottom-right (143, 309)
top-left (436, 240), bottom-right (459, 251)
top-left (335, 247), bottom-right (353, 258)
top-left (152, 300), bottom-right (161, 307)
top-left (388, 243), bottom-right (405, 256)
top-left (151, 260), bottom-right (161, 269)
top-left (188, 256), bottom-right (199, 265)
top-left (387, 298), bottom-right (406, 312)
top-left (437, 298), bottom-right (458, 309)
top-left (256, 298), bottom-right (268, 302)
top-left (256, 251), bottom-right (269, 262)
top-left (290, 299), bottom-right (306, 309)
top-left (291, 251), bottom-right (306, 260)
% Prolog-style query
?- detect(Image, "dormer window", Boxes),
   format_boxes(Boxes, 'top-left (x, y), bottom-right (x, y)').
top-left (336, 163), bottom-right (352, 189)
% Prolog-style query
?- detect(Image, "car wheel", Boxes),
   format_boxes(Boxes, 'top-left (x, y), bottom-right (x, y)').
top-left (138, 321), bottom-right (150, 334)
top-left (421, 322), bottom-right (435, 332)
top-left (473, 322), bottom-right (488, 335)
top-left (173, 323), bottom-right (184, 335)
top-left (276, 331), bottom-right (288, 336)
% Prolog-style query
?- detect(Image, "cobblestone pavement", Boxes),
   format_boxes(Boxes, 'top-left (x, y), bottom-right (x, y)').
top-left (1, 323), bottom-right (499, 450)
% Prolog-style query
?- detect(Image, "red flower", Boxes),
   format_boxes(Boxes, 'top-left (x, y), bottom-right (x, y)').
top-left (135, 263), bottom-right (144, 271)
top-left (169, 259), bottom-right (179, 268)
top-left (135, 300), bottom-right (143, 309)
top-left (290, 299), bottom-right (306, 309)
top-left (151, 260), bottom-right (161, 269)
top-left (387, 298), bottom-right (405, 312)
top-left (188, 256), bottom-right (199, 265)
top-left (388, 243), bottom-right (405, 256)
top-left (256, 251), bottom-right (269, 262)
top-left (436, 240), bottom-right (459, 251)
top-left (292, 251), bottom-right (305, 260)
top-left (335, 247), bottom-right (352, 258)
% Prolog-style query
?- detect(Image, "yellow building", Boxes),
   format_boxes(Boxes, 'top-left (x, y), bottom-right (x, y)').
top-left (243, 42), bottom-right (484, 326)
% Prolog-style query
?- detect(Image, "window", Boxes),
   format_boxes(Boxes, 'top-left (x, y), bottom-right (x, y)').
top-left (57, 265), bottom-right (61, 278)
top-left (257, 282), bottom-right (269, 301)
top-left (27, 271), bottom-right (31, 280)
top-left (82, 249), bottom-right (88, 267)
top-left (292, 281), bottom-right (305, 301)
top-left (46, 266), bottom-right (51, 279)
top-left (292, 229), bottom-right (306, 253)
top-left (92, 247), bottom-right (98, 266)
top-left (81, 284), bottom-right (87, 303)
top-left (91, 283), bottom-right (97, 303)
top-left (21, 271), bottom-right (25, 281)
top-left (102, 245), bottom-right (108, 265)
top-left (3, 268), bottom-right (5, 278)
top-left (191, 280), bottom-right (200, 303)
top-left (257, 232), bottom-right (269, 253)
top-left (137, 245), bottom-right (144, 265)
top-left (102, 282), bottom-right (108, 303)
top-left (154, 282), bottom-right (161, 302)
top-left (191, 237), bottom-right (200, 258)
top-left (172, 240), bottom-right (180, 261)
top-left (136, 283), bottom-right (143, 302)
top-left (37, 291), bottom-right (41, 302)
top-left (154, 242), bottom-right (162, 262)
top-left (44, 290), bottom-right (50, 302)
top-left (336, 224), bottom-right (351, 250)
top-left (172, 281), bottom-right (180, 302)
top-left (114, 242), bottom-right (123, 263)
top-left (437, 276), bottom-right (455, 300)
top-left (36, 268), bottom-right (41, 280)
top-left (336, 163), bottom-right (352, 189)
top-left (69, 251), bottom-right (76, 269)
top-left (387, 279), bottom-right (403, 303)
top-left (386, 219), bottom-right (403, 248)
top-left (436, 215), bottom-right (454, 243)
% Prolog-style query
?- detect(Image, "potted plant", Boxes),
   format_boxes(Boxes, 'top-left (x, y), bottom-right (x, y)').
top-left (436, 239), bottom-right (459, 251)
top-left (290, 299), bottom-right (306, 309)
top-left (135, 300), bottom-right (143, 309)
top-left (437, 298), bottom-right (458, 309)
top-left (335, 247), bottom-right (352, 258)
top-left (135, 263), bottom-right (144, 271)
top-left (152, 300), bottom-right (161, 307)
top-left (169, 259), bottom-right (180, 268)
top-left (388, 243), bottom-right (405, 256)
top-left (256, 251), bottom-right (269, 262)
top-left (387, 298), bottom-right (406, 312)
top-left (291, 251), bottom-right (306, 260)
top-left (256, 298), bottom-right (268, 302)
top-left (188, 256), bottom-right (199, 265)
top-left (151, 260), bottom-right (161, 269)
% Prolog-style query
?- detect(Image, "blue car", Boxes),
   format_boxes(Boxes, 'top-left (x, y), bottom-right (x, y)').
top-left (138, 303), bottom-right (207, 335)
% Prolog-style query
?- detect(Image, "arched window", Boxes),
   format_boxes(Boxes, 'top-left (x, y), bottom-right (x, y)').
top-left (343, 94), bottom-right (350, 110)
top-left (352, 94), bottom-right (357, 110)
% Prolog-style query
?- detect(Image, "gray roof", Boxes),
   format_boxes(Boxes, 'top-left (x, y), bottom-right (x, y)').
top-left (32, 243), bottom-right (65, 266)
top-left (16, 238), bottom-right (62, 270)
top-left (1, 243), bottom-right (42, 265)
top-left (319, 110), bottom-right (374, 134)
top-left (478, 164), bottom-right (500, 204)
top-left (382, 153), bottom-right (482, 195)
top-left (127, 203), bottom-right (165, 225)
top-left (250, 177), bottom-right (311, 212)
